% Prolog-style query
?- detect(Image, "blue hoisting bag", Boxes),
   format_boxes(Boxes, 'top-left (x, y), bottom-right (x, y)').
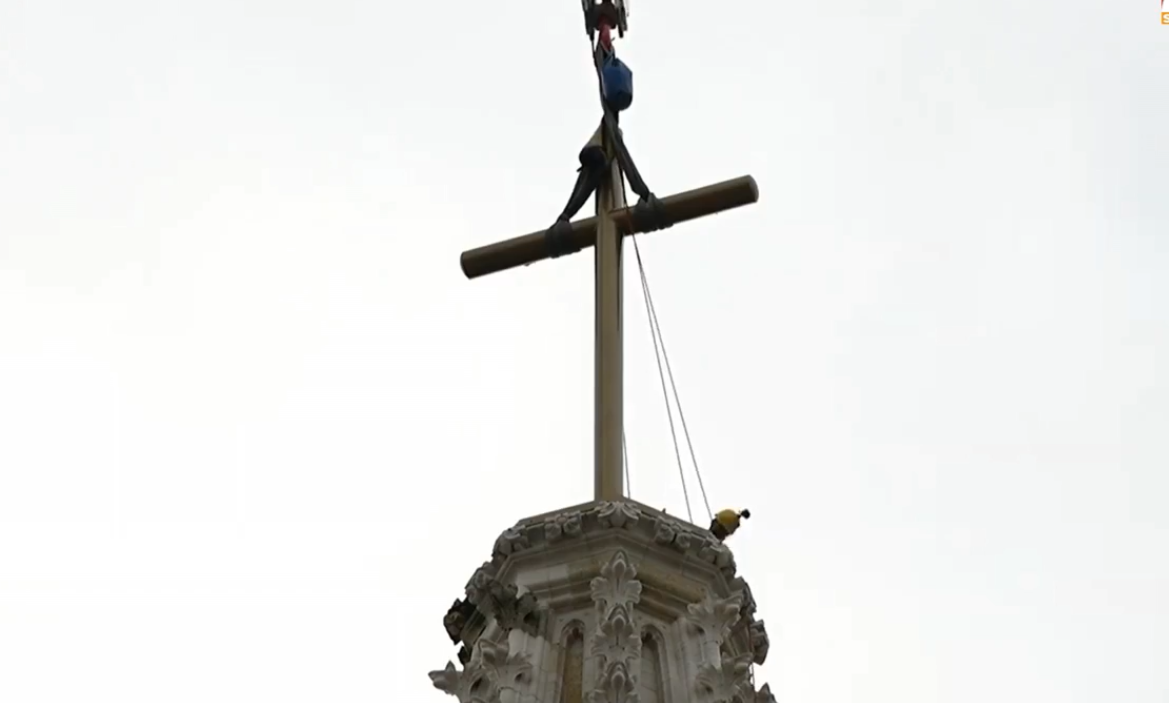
top-left (601, 55), bottom-right (633, 112)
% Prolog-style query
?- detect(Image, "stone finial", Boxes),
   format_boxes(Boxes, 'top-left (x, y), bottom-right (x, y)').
top-left (476, 580), bottom-right (541, 636)
top-left (429, 638), bottom-right (534, 703)
top-left (685, 590), bottom-right (744, 642)
top-left (756, 683), bottom-right (777, 703)
top-left (693, 651), bottom-right (754, 703)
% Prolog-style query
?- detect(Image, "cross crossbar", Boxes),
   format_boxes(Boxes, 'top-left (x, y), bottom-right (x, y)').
top-left (459, 175), bottom-right (759, 280)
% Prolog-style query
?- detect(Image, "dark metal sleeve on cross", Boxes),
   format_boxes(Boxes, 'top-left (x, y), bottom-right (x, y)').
top-left (458, 0), bottom-right (759, 507)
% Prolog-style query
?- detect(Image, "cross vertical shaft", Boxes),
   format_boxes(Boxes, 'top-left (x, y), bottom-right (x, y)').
top-left (594, 136), bottom-right (625, 502)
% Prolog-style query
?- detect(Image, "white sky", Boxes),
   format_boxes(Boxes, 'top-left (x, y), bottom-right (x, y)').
top-left (2, 1), bottom-right (1167, 701)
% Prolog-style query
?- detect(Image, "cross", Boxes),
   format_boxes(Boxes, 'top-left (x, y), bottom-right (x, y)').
top-left (458, 6), bottom-right (759, 506)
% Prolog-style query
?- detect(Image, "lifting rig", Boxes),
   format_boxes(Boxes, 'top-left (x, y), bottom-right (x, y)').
top-left (545, 0), bottom-right (668, 260)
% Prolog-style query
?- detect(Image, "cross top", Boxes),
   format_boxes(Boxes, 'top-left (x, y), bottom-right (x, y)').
top-left (459, 1), bottom-right (759, 506)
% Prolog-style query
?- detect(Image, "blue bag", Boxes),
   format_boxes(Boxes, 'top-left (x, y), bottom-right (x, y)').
top-left (601, 54), bottom-right (633, 112)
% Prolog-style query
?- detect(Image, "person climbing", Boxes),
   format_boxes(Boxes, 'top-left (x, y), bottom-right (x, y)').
top-left (709, 509), bottom-right (750, 542)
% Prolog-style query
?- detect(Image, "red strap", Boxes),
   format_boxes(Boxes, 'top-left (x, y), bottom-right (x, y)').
top-left (599, 20), bottom-right (613, 52)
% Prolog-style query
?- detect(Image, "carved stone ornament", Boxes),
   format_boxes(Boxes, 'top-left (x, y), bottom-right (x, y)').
top-left (731, 579), bottom-right (758, 621)
top-left (590, 550), bottom-right (643, 616)
top-left (652, 516), bottom-right (678, 545)
top-left (747, 619), bottom-right (770, 665)
top-left (544, 510), bottom-right (584, 543)
top-left (597, 500), bottom-right (640, 529)
top-left (755, 683), bottom-right (777, 703)
top-left (429, 638), bottom-right (534, 703)
top-left (698, 542), bottom-right (734, 568)
top-left (465, 562), bottom-right (499, 605)
top-left (444, 598), bottom-right (478, 644)
top-left (476, 579), bottom-right (541, 636)
top-left (590, 603), bottom-right (642, 671)
top-left (693, 651), bottom-right (754, 703)
top-left (492, 525), bottom-right (530, 558)
top-left (441, 500), bottom-right (773, 688)
top-left (587, 660), bottom-right (640, 703)
top-left (685, 590), bottom-right (744, 643)
top-left (588, 550), bottom-right (644, 703)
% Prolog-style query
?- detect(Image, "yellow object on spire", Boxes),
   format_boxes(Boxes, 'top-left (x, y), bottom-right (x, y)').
top-left (710, 508), bottom-right (751, 541)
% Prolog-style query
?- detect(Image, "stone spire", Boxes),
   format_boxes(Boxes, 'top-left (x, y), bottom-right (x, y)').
top-left (429, 500), bottom-right (776, 703)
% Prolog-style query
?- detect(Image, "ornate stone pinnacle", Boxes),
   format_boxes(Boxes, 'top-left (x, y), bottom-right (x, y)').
top-left (685, 590), bottom-right (745, 643)
top-left (429, 639), bottom-right (534, 703)
top-left (693, 651), bottom-right (754, 703)
top-left (432, 500), bottom-right (778, 703)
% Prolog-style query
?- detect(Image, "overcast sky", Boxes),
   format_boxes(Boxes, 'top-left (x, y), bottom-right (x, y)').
top-left (2, 1), bottom-right (1167, 701)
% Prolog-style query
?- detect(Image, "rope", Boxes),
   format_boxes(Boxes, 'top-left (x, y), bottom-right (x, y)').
top-left (619, 171), bottom-right (714, 524)
top-left (632, 239), bottom-right (714, 522)
top-left (622, 429), bottom-right (631, 498)
top-left (635, 239), bottom-right (694, 523)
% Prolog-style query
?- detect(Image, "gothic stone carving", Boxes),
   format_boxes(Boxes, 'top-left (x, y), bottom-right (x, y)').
top-left (685, 590), bottom-right (744, 644)
top-left (590, 549), bottom-right (643, 617)
top-left (730, 578), bottom-right (758, 621)
top-left (747, 619), bottom-right (770, 665)
top-left (438, 500), bottom-right (774, 693)
top-left (466, 562), bottom-right (500, 605)
top-left (476, 580), bottom-right (541, 636)
top-left (461, 553), bottom-right (541, 636)
top-left (587, 659), bottom-right (638, 703)
top-left (755, 683), bottom-right (777, 703)
top-left (652, 517), bottom-right (678, 545)
top-left (591, 603), bottom-right (642, 680)
top-left (544, 509), bottom-right (584, 543)
top-left (430, 638), bottom-right (534, 703)
top-left (492, 526), bottom-right (530, 559)
top-left (693, 651), bottom-right (754, 703)
top-left (444, 598), bottom-right (478, 644)
top-left (588, 550), bottom-right (644, 703)
top-left (597, 500), bottom-right (640, 529)
top-left (471, 502), bottom-right (740, 571)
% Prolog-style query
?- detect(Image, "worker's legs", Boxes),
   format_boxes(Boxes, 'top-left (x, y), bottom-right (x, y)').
top-left (555, 135), bottom-right (607, 223)
top-left (545, 124), bottom-right (609, 258)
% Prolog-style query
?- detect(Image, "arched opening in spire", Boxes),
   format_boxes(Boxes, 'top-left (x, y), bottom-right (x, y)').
top-left (559, 622), bottom-right (585, 703)
top-left (639, 627), bottom-right (667, 703)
